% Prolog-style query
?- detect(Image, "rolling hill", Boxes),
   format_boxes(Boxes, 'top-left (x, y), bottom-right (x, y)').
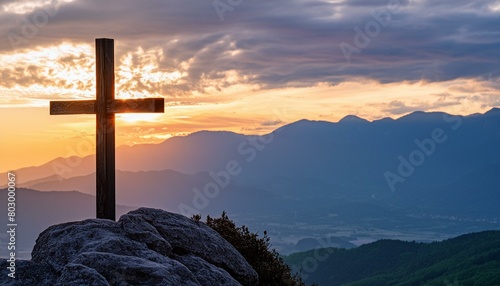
top-left (284, 230), bottom-right (500, 286)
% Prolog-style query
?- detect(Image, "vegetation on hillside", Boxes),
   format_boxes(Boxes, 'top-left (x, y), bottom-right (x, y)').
top-left (284, 230), bottom-right (500, 286)
top-left (193, 212), bottom-right (312, 286)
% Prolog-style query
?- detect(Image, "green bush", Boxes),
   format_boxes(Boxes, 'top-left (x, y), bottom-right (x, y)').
top-left (193, 212), bottom-right (310, 286)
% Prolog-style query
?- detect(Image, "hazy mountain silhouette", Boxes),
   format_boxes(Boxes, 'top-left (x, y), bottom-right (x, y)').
top-left (0, 156), bottom-right (95, 185)
top-left (0, 188), bottom-right (134, 259)
top-left (25, 170), bottom-right (277, 215)
top-left (2, 109), bottom-right (499, 256)
top-left (4, 108), bottom-right (499, 194)
top-left (3, 108), bottom-right (500, 216)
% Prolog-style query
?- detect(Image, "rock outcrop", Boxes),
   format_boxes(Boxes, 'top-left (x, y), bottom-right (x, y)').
top-left (1, 208), bottom-right (258, 285)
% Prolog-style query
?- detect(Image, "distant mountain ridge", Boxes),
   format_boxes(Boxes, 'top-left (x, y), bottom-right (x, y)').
top-left (2, 108), bottom-right (499, 186)
top-left (2, 108), bottom-right (500, 258)
top-left (23, 169), bottom-right (276, 214)
top-left (3, 108), bottom-right (500, 218)
top-left (338, 115), bottom-right (369, 123)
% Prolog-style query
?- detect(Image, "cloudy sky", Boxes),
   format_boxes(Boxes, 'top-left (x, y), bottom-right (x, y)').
top-left (0, 0), bottom-right (499, 171)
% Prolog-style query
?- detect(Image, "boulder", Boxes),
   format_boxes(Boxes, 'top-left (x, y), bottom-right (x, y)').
top-left (1, 208), bottom-right (258, 286)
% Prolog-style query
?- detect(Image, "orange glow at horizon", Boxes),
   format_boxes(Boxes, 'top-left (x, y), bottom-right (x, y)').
top-left (1, 42), bottom-right (499, 173)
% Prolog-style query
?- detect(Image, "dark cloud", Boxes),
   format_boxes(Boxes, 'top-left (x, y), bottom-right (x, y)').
top-left (382, 100), bottom-right (421, 115)
top-left (1, 0), bottom-right (499, 94)
top-left (381, 97), bottom-right (465, 116)
top-left (261, 119), bottom-right (283, 126)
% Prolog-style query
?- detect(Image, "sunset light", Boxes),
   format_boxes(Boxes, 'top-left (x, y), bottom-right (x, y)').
top-left (1, 0), bottom-right (496, 173)
top-left (1, 1), bottom-right (500, 283)
top-left (117, 113), bottom-right (164, 124)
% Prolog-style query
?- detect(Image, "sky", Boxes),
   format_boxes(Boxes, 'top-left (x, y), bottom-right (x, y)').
top-left (0, 0), bottom-right (499, 172)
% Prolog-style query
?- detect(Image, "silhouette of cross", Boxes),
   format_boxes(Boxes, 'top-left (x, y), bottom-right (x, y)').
top-left (50, 38), bottom-right (164, 220)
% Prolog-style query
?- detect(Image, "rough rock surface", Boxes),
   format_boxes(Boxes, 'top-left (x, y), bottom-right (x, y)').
top-left (1, 208), bottom-right (258, 286)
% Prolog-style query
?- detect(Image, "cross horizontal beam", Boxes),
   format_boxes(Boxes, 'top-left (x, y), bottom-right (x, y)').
top-left (50, 100), bottom-right (95, 114)
top-left (50, 98), bottom-right (165, 115)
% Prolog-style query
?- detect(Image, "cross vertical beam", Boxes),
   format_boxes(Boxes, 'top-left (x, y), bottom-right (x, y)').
top-left (96, 38), bottom-right (115, 220)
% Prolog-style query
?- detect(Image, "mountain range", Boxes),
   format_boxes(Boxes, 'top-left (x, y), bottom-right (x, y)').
top-left (1, 108), bottom-right (499, 257)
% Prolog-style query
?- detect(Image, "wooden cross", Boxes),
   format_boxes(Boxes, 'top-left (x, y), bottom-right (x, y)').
top-left (50, 38), bottom-right (164, 221)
